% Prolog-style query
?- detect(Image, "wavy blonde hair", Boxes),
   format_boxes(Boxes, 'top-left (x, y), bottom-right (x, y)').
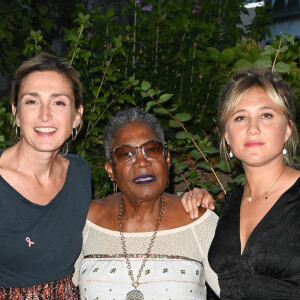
top-left (218, 68), bottom-right (298, 166)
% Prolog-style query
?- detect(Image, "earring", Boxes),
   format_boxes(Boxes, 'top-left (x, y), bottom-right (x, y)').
top-left (229, 151), bottom-right (233, 158)
top-left (15, 126), bottom-right (21, 140)
top-left (71, 128), bottom-right (78, 141)
top-left (166, 164), bottom-right (171, 188)
top-left (283, 148), bottom-right (287, 155)
top-left (113, 182), bottom-right (118, 194)
top-left (110, 177), bottom-right (118, 194)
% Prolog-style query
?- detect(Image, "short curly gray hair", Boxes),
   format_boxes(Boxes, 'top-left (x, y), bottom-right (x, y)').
top-left (103, 107), bottom-right (165, 160)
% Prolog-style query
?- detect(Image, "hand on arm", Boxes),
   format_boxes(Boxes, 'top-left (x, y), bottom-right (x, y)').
top-left (181, 188), bottom-right (216, 219)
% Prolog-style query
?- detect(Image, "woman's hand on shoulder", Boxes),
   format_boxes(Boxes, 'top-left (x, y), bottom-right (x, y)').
top-left (181, 188), bottom-right (215, 219)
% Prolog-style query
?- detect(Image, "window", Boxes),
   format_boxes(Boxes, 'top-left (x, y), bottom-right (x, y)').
top-left (244, 0), bottom-right (265, 7)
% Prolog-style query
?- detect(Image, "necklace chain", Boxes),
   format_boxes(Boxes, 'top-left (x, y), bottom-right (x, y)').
top-left (247, 167), bottom-right (285, 202)
top-left (118, 194), bottom-right (165, 288)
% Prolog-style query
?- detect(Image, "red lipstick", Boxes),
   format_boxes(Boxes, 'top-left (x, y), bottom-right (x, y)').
top-left (244, 141), bottom-right (264, 148)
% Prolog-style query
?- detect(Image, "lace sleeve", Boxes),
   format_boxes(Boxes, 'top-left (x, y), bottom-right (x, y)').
top-left (192, 211), bottom-right (220, 297)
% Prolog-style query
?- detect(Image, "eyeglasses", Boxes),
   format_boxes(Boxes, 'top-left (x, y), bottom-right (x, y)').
top-left (111, 140), bottom-right (167, 166)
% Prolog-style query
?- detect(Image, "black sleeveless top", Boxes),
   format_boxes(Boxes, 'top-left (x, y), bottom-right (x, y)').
top-left (208, 178), bottom-right (300, 299)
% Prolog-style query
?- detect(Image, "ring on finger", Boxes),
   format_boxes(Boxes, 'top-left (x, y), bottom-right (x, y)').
top-left (187, 195), bottom-right (192, 199)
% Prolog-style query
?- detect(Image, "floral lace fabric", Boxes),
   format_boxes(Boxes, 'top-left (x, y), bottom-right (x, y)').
top-left (0, 275), bottom-right (79, 300)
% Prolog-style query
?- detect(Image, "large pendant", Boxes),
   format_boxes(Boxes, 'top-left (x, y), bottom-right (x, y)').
top-left (126, 289), bottom-right (144, 300)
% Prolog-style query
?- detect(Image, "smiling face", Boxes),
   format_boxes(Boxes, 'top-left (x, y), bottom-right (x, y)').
top-left (105, 121), bottom-right (170, 202)
top-left (13, 71), bottom-right (83, 153)
top-left (225, 86), bottom-right (292, 168)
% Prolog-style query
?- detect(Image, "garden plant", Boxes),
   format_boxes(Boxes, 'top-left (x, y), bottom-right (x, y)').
top-left (0, 0), bottom-right (300, 207)
top-left (1, 1), bottom-right (300, 298)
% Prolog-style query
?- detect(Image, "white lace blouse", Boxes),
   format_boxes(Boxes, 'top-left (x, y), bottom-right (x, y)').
top-left (73, 209), bottom-right (220, 300)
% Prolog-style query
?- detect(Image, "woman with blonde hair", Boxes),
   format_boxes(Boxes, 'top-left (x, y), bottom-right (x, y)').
top-left (186, 67), bottom-right (300, 299)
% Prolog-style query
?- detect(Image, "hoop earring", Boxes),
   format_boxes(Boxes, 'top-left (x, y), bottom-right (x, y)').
top-left (16, 126), bottom-right (21, 140)
top-left (71, 128), bottom-right (78, 141)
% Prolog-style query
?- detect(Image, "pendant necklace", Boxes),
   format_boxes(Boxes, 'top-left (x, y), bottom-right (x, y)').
top-left (119, 194), bottom-right (165, 300)
top-left (247, 167), bottom-right (285, 202)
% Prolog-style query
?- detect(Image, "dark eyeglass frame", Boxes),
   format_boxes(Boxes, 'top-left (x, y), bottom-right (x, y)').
top-left (110, 139), bottom-right (167, 166)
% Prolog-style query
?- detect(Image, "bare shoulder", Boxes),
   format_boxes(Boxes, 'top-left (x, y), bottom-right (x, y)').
top-left (284, 167), bottom-right (300, 186)
top-left (88, 194), bottom-right (119, 228)
top-left (162, 193), bottom-right (207, 229)
top-left (289, 168), bottom-right (300, 178)
top-left (0, 146), bottom-right (17, 170)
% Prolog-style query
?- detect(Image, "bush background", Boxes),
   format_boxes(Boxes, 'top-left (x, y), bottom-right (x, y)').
top-left (1, 1), bottom-right (300, 298)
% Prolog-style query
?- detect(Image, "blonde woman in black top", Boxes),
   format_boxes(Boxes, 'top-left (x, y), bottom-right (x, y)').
top-left (184, 68), bottom-right (300, 299)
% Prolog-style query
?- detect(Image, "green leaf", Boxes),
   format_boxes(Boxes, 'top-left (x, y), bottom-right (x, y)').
top-left (175, 131), bottom-right (192, 139)
top-left (148, 89), bottom-right (157, 97)
top-left (191, 135), bottom-right (201, 141)
top-left (169, 119), bottom-right (182, 128)
top-left (274, 62), bottom-right (290, 73)
top-left (80, 149), bottom-right (86, 158)
top-left (85, 112), bottom-right (99, 121)
top-left (141, 91), bottom-right (149, 98)
top-left (127, 97), bottom-right (136, 105)
top-left (173, 161), bottom-right (188, 173)
top-left (191, 149), bottom-right (203, 160)
top-left (279, 45), bottom-right (288, 53)
top-left (261, 45), bottom-right (276, 56)
top-left (174, 112), bottom-right (191, 122)
top-left (206, 47), bottom-right (220, 59)
top-left (120, 47), bottom-right (126, 56)
top-left (197, 161), bottom-right (211, 171)
top-left (188, 170), bottom-right (198, 178)
top-left (233, 173), bottom-right (246, 184)
top-left (158, 94), bottom-right (173, 103)
top-left (153, 107), bottom-right (168, 114)
top-left (141, 80), bottom-right (151, 91)
top-left (117, 94), bottom-right (136, 105)
top-left (40, 18), bottom-right (53, 32)
top-left (283, 34), bottom-right (294, 45)
top-left (254, 56), bottom-right (272, 68)
top-left (198, 182), bottom-right (221, 194)
top-left (215, 159), bottom-right (231, 172)
top-left (202, 145), bottom-right (219, 154)
top-left (79, 49), bottom-right (91, 65)
top-left (106, 8), bottom-right (115, 18)
top-left (235, 58), bottom-right (252, 69)
top-left (145, 101), bottom-right (156, 111)
top-left (221, 48), bottom-right (235, 62)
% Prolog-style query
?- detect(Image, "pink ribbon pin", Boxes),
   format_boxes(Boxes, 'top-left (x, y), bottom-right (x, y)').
top-left (25, 237), bottom-right (34, 247)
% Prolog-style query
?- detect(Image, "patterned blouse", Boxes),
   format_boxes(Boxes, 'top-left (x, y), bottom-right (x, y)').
top-left (74, 209), bottom-right (220, 300)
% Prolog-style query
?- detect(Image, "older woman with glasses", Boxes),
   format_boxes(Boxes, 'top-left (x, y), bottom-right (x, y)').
top-left (74, 107), bottom-right (220, 299)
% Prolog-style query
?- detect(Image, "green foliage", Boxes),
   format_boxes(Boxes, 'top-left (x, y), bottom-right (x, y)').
top-left (0, 0), bottom-right (300, 207)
